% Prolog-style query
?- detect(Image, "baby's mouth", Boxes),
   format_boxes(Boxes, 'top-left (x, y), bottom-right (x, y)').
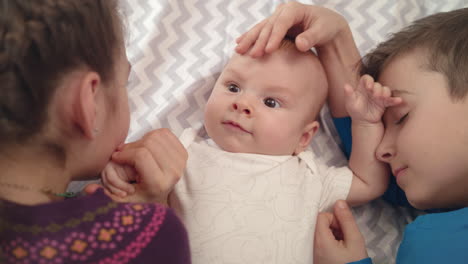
top-left (222, 121), bottom-right (252, 134)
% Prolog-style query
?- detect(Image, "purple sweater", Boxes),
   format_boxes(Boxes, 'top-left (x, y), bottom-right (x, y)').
top-left (0, 189), bottom-right (191, 264)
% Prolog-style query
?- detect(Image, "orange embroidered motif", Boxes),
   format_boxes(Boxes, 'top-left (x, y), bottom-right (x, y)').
top-left (40, 246), bottom-right (58, 259)
top-left (12, 246), bottom-right (28, 259)
top-left (98, 228), bottom-right (116, 242)
top-left (71, 240), bottom-right (88, 253)
top-left (122, 215), bottom-right (134, 226)
top-left (132, 204), bottom-right (144, 211)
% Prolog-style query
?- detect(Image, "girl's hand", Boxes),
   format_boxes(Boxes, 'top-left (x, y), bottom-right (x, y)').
top-left (89, 128), bottom-right (188, 204)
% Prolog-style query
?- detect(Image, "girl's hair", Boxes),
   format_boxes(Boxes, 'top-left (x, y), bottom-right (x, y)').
top-left (0, 0), bottom-right (122, 147)
top-left (360, 8), bottom-right (468, 101)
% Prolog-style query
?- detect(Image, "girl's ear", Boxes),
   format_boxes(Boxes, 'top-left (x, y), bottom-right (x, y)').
top-left (294, 121), bottom-right (319, 155)
top-left (72, 72), bottom-right (101, 139)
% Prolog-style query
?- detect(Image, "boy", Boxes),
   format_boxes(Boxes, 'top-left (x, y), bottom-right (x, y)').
top-left (104, 39), bottom-right (389, 263)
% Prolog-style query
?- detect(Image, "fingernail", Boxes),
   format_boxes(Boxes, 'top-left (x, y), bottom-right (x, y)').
top-left (297, 37), bottom-right (309, 51)
top-left (337, 200), bottom-right (347, 209)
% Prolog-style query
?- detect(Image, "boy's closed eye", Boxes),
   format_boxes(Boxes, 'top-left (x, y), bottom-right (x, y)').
top-left (395, 113), bottom-right (409, 125)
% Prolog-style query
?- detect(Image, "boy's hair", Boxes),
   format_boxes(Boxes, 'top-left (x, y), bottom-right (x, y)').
top-left (0, 0), bottom-right (123, 146)
top-left (360, 8), bottom-right (468, 100)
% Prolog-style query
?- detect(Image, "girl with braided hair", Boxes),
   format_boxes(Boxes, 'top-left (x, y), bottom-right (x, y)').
top-left (0, 1), bottom-right (190, 263)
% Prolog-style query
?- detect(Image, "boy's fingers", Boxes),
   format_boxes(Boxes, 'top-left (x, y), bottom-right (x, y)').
top-left (315, 212), bottom-right (337, 247)
top-left (236, 20), bottom-right (267, 54)
top-left (250, 21), bottom-right (274, 57)
top-left (265, 8), bottom-right (295, 53)
top-left (333, 200), bottom-right (364, 245)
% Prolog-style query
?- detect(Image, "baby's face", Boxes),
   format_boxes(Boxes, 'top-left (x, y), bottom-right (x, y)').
top-left (204, 49), bottom-right (326, 155)
top-left (376, 50), bottom-right (468, 209)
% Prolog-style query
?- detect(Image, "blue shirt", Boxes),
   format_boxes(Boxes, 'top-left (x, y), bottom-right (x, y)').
top-left (349, 208), bottom-right (468, 264)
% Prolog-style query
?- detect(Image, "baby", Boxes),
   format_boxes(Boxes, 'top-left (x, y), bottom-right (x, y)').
top-left (104, 39), bottom-right (388, 264)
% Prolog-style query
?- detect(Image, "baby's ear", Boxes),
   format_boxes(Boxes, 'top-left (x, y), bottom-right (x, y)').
top-left (294, 121), bottom-right (319, 155)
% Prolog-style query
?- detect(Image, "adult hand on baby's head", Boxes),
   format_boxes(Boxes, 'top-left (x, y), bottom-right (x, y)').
top-left (314, 200), bottom-right (368, 264)
top-left (236, 2), bottom-right (348, 57)
top-left (86, 128), bottom-right (188, 205)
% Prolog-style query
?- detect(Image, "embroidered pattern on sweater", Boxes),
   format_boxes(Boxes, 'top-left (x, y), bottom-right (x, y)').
top-left (0, 201), bottom-right (118, 235)
top-left (1, 203), bottom-right (167, 264)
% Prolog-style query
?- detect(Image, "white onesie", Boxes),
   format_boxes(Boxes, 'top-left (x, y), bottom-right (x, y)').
top-left (169, 128), bottom-right (353, 264)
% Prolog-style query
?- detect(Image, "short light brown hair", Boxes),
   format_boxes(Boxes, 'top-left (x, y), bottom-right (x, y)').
top-left (360, 8), bottom-right (468, 100)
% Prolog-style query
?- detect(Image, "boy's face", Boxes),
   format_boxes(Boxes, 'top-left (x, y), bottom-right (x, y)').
top-left (204, 50), bottom-right (326, 155)
top-left (376, 50), bottom-right (468, 209)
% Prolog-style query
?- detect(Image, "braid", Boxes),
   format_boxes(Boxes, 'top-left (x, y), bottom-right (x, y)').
top-left (0, 0), bottom-right (122, 147)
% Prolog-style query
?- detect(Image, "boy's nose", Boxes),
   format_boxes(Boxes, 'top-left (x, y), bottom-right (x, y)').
top-left (376, 133), bottom-right (396, 163)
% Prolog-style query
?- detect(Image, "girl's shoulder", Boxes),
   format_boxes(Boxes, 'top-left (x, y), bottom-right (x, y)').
top-left (0, 189), bottom-right (190, 264)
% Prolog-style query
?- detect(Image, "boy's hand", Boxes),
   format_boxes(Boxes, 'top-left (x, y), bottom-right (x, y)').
top-left (97, 128), bottom-right (188, 204)
top-left (314, 200), bottom-right (369, 264)
top-left (101, 161), bottom-right (137, 198)
top-left (345, 75), bottom-right (402, 124)
top-left (235, 2), bottom-right (348, 57)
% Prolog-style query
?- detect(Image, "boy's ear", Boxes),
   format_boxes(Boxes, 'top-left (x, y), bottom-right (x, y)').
top-left (72, 72), bottom-right (101, 139)
top-left (294, 121), bottom-right (320, 155)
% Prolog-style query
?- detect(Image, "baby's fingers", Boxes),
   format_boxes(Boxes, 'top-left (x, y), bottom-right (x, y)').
top-left (384, 96), bottom-right (403, 107)
top-left (380, 85), bottom-right (403, 106)
top-left (372, 82), bottom-right (384, 98)
top-left (360, 75), bottom-right (374, 91)
top-left (107, 166), bottom-right (136, 193)
top-left (344, 83), bottom-right (357, 98)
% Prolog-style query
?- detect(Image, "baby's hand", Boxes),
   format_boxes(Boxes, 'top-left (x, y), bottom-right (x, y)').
top-left (345, 75), bottom-right (402, 124)
top-left (101, 161), bottom-right (137, 198)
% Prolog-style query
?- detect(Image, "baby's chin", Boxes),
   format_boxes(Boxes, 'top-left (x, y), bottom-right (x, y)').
top-left (217, 141), bottom-right (292, 156)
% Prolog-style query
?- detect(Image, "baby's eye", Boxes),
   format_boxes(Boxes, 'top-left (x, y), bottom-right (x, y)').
top-left (395, 113), bottom-right (408, 125)
top-left (264, 98), bottom-right (280, 108)
top-left (227, 84), bottom-right (240, 93)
